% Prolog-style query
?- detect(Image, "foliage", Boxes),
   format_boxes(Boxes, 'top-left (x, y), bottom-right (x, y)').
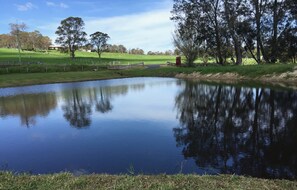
top-left (89, 31), bottom-right (110, 58)
top-left (171, 0), bottom-right (297, 65)
top-left (55, 17), bottom-right (87, 59)
top-left (106, 44), bottom-right (127, 53)
top-left (173, 26), bottom-right (202, 67)
top-left (128, 48), bottom-right (145, 55)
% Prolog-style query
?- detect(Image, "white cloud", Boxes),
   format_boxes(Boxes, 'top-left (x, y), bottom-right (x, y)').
top-left (85, 8), bottom-right (174, 52)
top-left (40, 0), bottom-right (174, 52)
top-left (60, 3), bottom-right (69, 8)
top-left (46, 2), bottom-right (55, 6)
top-left (15, 2), bottom-right (37, 11)
top-left (46, 1), bottom-right (69, 8)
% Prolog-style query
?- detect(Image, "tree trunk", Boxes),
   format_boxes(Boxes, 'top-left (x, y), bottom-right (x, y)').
top-left (214, 11), bottom-right (223, 65)
top-left (271, 0), bottom-right (278, 63)
top-left (224, 0), bottom-right (242, 65)
top-left (71, 50), bottom-right (75, 59)
top-left (255, 1), bottom-right (261, 64)
top-left (233, 36), bottom-right (242, 65)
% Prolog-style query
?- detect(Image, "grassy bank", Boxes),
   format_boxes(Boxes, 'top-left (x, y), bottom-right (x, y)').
top-left (0, 64), bottom-right (295, 88)
top-left (0, 172), bottom-right (296, 190)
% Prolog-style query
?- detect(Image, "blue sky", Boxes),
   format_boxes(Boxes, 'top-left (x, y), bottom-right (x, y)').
top-left (0, 0), bottom-right (174, 52)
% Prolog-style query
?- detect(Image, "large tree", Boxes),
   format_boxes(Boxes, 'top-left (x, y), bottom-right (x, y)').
top-left (172, 0), bottom-right (296, 65)
top-left (89, 31), bottom-right (110, 58)
top-left (172, 0), bottom-right (226, 65)
top-left (55, 17), bottom-right (87, 59)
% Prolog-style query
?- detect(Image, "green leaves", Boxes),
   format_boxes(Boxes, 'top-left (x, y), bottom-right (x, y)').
top-left (55, 17), bottom-right (87, 58)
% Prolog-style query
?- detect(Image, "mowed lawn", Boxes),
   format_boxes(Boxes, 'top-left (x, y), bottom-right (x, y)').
top-left (0, 48), bottom-right (176, 65)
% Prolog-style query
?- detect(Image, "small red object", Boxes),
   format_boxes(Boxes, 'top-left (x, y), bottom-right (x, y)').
top-left (176, 57), bottom-right (181, 66)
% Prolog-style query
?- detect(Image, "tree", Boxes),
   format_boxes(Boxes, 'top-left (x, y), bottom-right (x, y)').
top-left (55, 17), bottom-right (87, 59)
top-left (9, 23), bottom-right (27, 63)
top-left (172, 0), bottom-right (226, 65)
top-left (173, 27), bottom-right (201, 66)
top-left (89, 31), bottom-right (110, 58)
top-left (129, 48), bottom-right (144, 55)
top-left (0, 34), bottom-right (15, 48)
top-left (223, 0), bottom-right (250, 65)
top-left (172, 0), bottom-right (295, 65)
top-left (118, 45), bottom-right (127, 53)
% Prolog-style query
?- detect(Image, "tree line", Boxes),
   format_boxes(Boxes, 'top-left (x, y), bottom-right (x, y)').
top-left (171, 0), bottom-right (297, 66)
top-left (0, 27), bottom-right (52, 51)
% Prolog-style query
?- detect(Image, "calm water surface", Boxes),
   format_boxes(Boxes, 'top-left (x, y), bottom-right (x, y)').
top-left (0, 77), bottom-right (296, 179)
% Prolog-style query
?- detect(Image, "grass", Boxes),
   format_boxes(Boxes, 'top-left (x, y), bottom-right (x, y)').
top-left (0, 64), bottom-right (295, 88)
top-left (0, 48), bottom-right (176, 65)
top-left (0, 48), bottom-right (259, 66)
top-left (0, 172), bottom-right (296, 190)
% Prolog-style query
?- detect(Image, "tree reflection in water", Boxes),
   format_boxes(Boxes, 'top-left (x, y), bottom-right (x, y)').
top-left (174, 81), bottom-right (297, 179)
top-left (62, 89), bottom-right (92, 128)
top-left (0, 93), bottom-right (57, 127)
top-left (61, 85), bottom-right (129, 128)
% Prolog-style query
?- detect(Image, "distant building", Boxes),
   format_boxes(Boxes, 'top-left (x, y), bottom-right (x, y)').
top-left (48, 45), bottom-right (64, 50)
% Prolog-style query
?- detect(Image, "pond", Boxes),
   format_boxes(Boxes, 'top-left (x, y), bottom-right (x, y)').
top-left (0, 77), bottom-right (296, 179)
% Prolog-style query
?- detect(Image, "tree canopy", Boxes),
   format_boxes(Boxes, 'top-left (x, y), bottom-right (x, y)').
top-left (90, 31), bottom-right (110, 58)
top-left (55, 17), bottom-right (87, 59)
top-left (171, 0), bottom-right (297, 65)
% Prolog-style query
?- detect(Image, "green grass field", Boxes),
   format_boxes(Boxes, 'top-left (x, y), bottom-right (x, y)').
top-left (0, 48), bottom-right (259, 66)
top-left (0, 48), bottom-right (176, 65)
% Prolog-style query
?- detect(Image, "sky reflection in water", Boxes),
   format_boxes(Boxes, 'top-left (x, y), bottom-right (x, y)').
top-left (0, 77), bottom-right (296, 179)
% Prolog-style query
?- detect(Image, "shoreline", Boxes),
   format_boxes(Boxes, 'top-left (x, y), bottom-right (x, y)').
top-left (175, 69), bottom-right (297, 89)
top-left (0, 67), bottom-right (297, 90)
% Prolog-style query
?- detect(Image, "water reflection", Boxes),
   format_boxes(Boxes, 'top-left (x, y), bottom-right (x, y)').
top-left (61, 85), bottom-right (129, 128)
top-left (174, 81), bottom-right (297, 179)
top-left (0, 78), bottom-right (296, 179)
top-left (62, 89), bottom-right (92, 128)
top-left (0, 93), bottom-right (57, 127)
top-left (0, 82), bottom-right (143, 128)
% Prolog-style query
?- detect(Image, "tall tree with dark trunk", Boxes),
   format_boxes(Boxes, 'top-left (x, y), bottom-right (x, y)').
top-left (90, 31), bottom-right (110, 58)
top-left (55, 17), bottom-right (87, 59)
top-left (223, 0), bottom-right (250, 65)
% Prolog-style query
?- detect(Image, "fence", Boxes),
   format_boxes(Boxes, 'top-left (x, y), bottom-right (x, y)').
top-left (0, 61), bottom-right (146, 74)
